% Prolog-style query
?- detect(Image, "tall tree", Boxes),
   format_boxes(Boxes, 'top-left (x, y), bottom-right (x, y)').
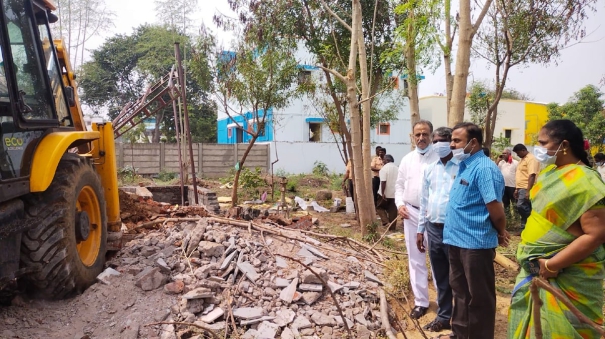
top-left (53, 0), bottom-right (114, 69)
top-left (474, 0), bottom-right (598, 148)
top-left (154, 0), bottom-right (199, 34)
top-left (79, 25), bottom-right (216, 143)
top-left (447, 0), bottom-right (492, 126)
top-left (547, 85), bottom-right (605, 153)
top-left (210, 0), bottom-right (301, 206)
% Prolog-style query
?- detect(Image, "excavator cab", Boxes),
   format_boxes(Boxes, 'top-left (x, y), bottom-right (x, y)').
top-left (0, 0), bottom-right (120, 300)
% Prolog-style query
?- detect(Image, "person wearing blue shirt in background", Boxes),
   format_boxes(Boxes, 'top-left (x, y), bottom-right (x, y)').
top-left (417, 127), bottom-right (458, 333)
top-left (438, 122), bottom-right (510, 339)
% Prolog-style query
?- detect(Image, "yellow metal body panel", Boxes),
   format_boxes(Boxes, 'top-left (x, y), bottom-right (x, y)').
top-left (91, 123), bottom-right (121, 232)
top-left (30, 131), bottom-right (100, 192)
top-left (54, 40), bottom-right (86, 133)
top-left (524, 102), bottom-right (549, 145)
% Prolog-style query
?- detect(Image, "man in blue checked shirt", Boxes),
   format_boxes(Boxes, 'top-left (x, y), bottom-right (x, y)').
top-left (438, 122), bottom-right (510, 339)
top-left (416, 127), bottom-right (458, 333)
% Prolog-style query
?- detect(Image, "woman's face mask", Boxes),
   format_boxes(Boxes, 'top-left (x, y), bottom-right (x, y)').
top-left (534, 143), bottom-right (562, 165)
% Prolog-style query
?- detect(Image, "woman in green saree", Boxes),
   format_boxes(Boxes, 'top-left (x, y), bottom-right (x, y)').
top-left (508, 120), bottom-right (605, 339)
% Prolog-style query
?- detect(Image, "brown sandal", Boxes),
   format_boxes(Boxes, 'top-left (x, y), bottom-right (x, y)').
top-left (431, 333), bottom-right (457, 339)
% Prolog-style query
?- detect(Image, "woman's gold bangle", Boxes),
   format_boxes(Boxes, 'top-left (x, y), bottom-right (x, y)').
top-left (544, 260), bottom-right (558, 273)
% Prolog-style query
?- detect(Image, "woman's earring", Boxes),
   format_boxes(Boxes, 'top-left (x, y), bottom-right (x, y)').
top-left (563, 148), bottom-right (567, 155)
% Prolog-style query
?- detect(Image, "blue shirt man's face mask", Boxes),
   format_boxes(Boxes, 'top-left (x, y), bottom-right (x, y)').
top-left (452, 139), bottom-right (474, 161)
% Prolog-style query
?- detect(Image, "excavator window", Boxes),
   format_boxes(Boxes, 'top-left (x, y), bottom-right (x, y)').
top-left (2, 0), bottom-right (55, 121)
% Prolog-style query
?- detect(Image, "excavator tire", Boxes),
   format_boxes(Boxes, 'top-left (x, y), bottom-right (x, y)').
top-left (20, 154), bottom-right (107, 299)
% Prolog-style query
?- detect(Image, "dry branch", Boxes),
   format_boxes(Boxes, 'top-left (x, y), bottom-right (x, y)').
top-left (529, 282), bottom-right (544, 339)
top-left (379, 289), bottom-right (398, 339)
top-left (135, 217), bottom-right (202, 230)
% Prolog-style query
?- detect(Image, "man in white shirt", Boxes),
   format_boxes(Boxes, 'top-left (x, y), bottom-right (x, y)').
top-left (595, 153), bottom-right (605, 181)
top-left (416, 127), bottom-right (458, 332)
top-left (395, 120), bottom-right (439, 319)
top-left (377, 154), bottom-right (398, 228)
top-left (497, 149), bottom-right (518, 211)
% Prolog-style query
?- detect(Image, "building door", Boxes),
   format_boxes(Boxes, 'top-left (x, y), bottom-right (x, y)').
top-left (236, 127), bottom-right (244, 143)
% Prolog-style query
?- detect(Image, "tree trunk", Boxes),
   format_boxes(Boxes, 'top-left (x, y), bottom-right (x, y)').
top-left (406, 47), bottom-right (420, 126)
top-left (347, 0), bottom-right (373, 233)
top-left (231, 134), bottom-right (259, 206)
top-left (444, 0), bottom-right (454, 117)
top-left (448, 0), bottom-right (473, 127)
top-left (357, 23), bottom-right (376, 225)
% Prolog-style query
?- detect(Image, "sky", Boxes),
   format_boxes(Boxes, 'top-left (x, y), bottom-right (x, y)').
top-left (87, 0), bottom-right (605, 105)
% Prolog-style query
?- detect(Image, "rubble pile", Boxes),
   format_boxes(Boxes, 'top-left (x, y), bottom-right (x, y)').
top-left (106, 217), bottom-right (391, 339)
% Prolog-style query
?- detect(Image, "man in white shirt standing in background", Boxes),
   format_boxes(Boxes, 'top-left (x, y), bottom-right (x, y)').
top-left (376, 154), bottom-right (399, 228)
top-left (497, 149), bottom-right (518, 212)
top-left (395, 120), bottom-right (439, 319)
top-left (594, 153), bottom-right (605, 181)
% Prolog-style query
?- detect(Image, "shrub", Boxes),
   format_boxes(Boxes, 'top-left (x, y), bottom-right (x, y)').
top-left (312, 161), bottom-right (329, 177)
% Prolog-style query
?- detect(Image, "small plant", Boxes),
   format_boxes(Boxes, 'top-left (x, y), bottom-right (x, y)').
top-left (156, 170), bottom-right (177, 182)
top-left (362, 221), bottom-right (380, 243)
top-left (274, 168), bottom-right (288, 177)
top-left (238, 167), bottom-right (267, 199)
top-left (312, 161), bottom-right (329, 177)
top-left (383, 258), bottom-right (410, 299)
top-left (117, 165), bottom-right (138, 184)
top-left (286, 175), bottom-right (300, 192)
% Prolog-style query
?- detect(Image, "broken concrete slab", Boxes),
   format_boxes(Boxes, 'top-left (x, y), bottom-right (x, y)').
top-left (134, 267), bottom-right (166, 291)
top-left (156, 258), bottom-right (171, 274)
top-left (182, 287), bottom-right (213, 299)
top-left (301, 292), bottom-right (321, 305)
top-left (299, 242), bottom-right (328, 259)
top-left (274, 308), bottom-right (296, 327)
top-left (275, 256), bottom-right (288, 268)
top-left (237, 261), bottom-right (260, 283)
top-left (279, 278), bottom-right (298, 304)
top-left (296, 247), bottom-right (316, 259)
top-left (96, 267), bottom-right (121, 285)
top-left (200, 307), bottom-right (224, 323)
top-left (327, 281), bottom-right (343, 293)
top-left (335, 316), bottom-right (354, 329)
top-left (291, 316), bottom-right (313, 330)
top-left (198, 241), bottom-right (225, 257)
top-left (220, 250), bottom-right (238, 271)
top-left (344, 281), bottom-right (360, 289)
top-left (298, 284), bottom-right (323, 292)
top-left (354, 314), bottom-right (368, 326)
top-left (300, 268), bottom-right (328, 284)
top-left (163, 280), bottom-right (184, 294)
top-left (274, 278), bottom-right (291, 288)
top-left (257, 321), bottom-right (279, 338)
top-left (280, 327), bottom-right (295, 339)
top-left (232, 307), bottom-right (264, 320)
top-left (310, 312), bottom-right (336, 326)
top-left (363, 270), bottom-right (383, 285)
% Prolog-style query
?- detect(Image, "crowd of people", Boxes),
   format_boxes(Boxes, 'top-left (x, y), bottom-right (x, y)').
top-left (341, 119), bottom-right (605, 339)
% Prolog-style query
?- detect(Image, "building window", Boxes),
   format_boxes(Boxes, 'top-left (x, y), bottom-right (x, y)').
top-left (378, 123), bottom-right (390, 135)
top-left (298, 70), bottom-right (312, 85)
top-left (309, 123), bottom-right (322, 142)
top-left (504, 129), bottom-right (512, 140)
top-left (228, 127), bottom-right (232, 138)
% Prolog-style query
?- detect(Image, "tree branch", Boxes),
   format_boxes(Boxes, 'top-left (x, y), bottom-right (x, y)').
top-left (472, 0), bottom-right (494, 35)
top-left (318, 0), bottom-right (352, 32)
top-left (317, 65), bottom-right (348, 83)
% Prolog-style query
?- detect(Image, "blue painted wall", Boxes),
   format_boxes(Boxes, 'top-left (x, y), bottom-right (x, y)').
top-left (217, 109), bottom-right (274, 144)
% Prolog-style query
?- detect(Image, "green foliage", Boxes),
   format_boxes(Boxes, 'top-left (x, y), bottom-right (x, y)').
top-left (312, 161), bottom-right (329, 177)
top-left (384, 258), bottom-right (410, 299)
top-left (117, 165), bottom-right (139, 184)
top-left (547, 85), bottom-right (605, 153)
top-left (491, 134), bottom-right (513, 154)
top-left (466, 81), bottom-right (492, 131)
top-left (156, 170), bottom-right (177, 182)
top-left (362, 221), bottom-right (380, 243)
top-left (80, 24), bottom-right (217, 143)
top-left (220, 167), bottom-right (268, 200)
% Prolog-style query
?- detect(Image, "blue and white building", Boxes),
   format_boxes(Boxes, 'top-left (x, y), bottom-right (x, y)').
top-left (216, 47), bottom-right (413, 174)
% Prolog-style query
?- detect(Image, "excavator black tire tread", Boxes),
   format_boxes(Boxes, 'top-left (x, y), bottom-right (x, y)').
top-left (19, 153), bottom-right (107, 299)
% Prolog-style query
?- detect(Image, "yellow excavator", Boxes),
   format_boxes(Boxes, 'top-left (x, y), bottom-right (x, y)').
top-left (0, 0), bottom-right (120, 300)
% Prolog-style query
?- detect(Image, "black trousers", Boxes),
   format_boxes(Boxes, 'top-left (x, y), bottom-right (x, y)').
top-left (449, 246), bottom-right (496, 339)
top-left (426, 222), bottom-right (452, 322)
top-left (516, 188), bottom-right (531, 228)
top-left (376, 197), bottom-right (397, 226)
top-left (502, 186), bottom-right (516, 210)
top-left (372, 176), bottom-right (380, 204)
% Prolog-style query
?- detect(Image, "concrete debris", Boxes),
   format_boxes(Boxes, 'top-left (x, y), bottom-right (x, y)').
top-left (104, 212), bottom-right (388, 339)
top-left (134, 267), bottom-right (166, 291)
top-left (279, 278), bottom-right (299, 304)
top-left (199, 307), bottom-right (224, 323)
top-left (232, 307), bottom-right (264, 320)
top-left (96, 267), bottom-right (121, 285)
